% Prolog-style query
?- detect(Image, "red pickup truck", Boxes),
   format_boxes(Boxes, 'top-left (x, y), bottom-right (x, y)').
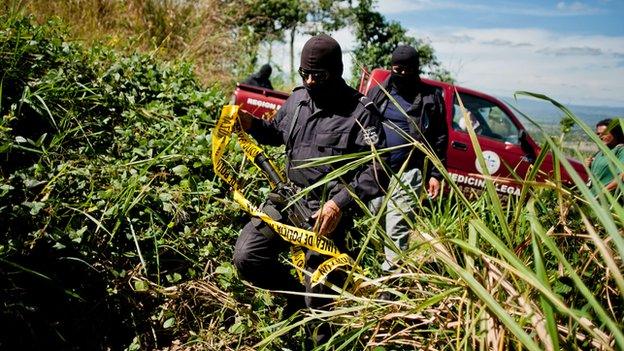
top-left (233, 69), bottom-right (587, 197)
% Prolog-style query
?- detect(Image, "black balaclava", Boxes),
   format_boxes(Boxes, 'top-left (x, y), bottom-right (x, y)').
top-left (258, 64), bottom-right (272, 79)
top-left (390, 45), bottom-right (420, 93)
top-left (299, 34), bottom-right (344, 104)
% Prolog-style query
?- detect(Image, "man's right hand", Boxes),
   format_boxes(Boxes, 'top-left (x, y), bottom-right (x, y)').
top-left (312, 200), bottom-right (342, 237)
top-left (427, 177), bottom-right (441, 199)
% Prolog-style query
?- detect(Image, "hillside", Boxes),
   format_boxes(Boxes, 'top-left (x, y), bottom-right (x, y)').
top-left (504, 97), bottom-right (624, 127)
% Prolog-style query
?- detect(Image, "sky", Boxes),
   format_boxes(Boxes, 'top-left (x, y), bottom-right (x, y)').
top-left (264, 0), bottom-right (624, 107)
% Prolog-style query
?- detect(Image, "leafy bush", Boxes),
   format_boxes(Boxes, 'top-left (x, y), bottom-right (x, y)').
top-left (0, 15), bottom-right (250, 350)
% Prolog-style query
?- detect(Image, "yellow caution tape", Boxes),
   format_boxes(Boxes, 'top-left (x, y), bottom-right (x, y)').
top-left (213, 105), bottom-right (361, 288)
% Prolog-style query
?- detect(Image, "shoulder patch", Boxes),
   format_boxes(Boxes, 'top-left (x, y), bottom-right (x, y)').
top-left (361, 126), bottom-right (380, 146)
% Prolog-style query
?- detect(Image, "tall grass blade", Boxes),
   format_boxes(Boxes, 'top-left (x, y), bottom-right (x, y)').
top-left (580, 212), bottom-right (624, 299)
top-left (455, 219), bottom-right (616, 349)
top-left (516, 92), bottom-right (624, 265)
top-left (430, 243), bottom-right (543, 350)
top-left (531, 231), bottom-right (559, 350)
top-left (455, 89), bottom-right (511, 244)
top-left (527, 200), bottom-right (623, 349)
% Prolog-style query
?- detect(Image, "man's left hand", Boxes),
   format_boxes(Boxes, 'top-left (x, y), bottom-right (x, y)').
top-left (428, 177), bottom-right (441, 199)
top-left (312, 200), bottom-right (342, 237)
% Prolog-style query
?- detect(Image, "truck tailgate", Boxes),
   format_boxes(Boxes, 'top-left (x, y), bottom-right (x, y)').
top-left (234, 83), bottom-right (289, 118)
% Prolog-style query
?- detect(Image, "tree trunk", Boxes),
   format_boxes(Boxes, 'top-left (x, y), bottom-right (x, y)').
top-left (290, 26), bottom-right (296, 84)
top-left (268, 42), bottom-right (272, 62)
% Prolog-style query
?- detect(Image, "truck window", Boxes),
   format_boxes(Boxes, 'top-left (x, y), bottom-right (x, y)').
top-left (452, 93), bottom-right (520, 144)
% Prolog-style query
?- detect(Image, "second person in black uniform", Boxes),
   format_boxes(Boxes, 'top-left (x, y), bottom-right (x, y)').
top-left (367, 45), bottom-right (448, 273)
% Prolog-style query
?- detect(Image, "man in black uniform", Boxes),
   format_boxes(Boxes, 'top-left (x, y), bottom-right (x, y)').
top-left (367, 45), bottom-right (447, 273)
top-left (233, 34), bottom-right (386, 342)
top-left (243, 63), bottom-right (274, 90)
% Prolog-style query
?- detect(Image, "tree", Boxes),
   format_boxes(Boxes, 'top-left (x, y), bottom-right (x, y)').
top-left (241, 0), bottom-right (357, 83)
top-left (239, 0), bottom-right (452, 86)
top-left (240, 0), bottom-right (309, 82)
top-left (308, 0), bottom-right (353, 32)
top-left (350, 0), bottom-right (453, 84)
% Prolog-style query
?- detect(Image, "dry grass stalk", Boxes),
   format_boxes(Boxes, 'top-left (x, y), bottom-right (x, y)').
top-left (8, 0), bottom-right (247, 86)
top-left (483, 257), bottom-right (553, 351)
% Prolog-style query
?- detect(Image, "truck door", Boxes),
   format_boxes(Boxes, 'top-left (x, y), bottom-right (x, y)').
top-left (446, 92), bottom-right (531, 196)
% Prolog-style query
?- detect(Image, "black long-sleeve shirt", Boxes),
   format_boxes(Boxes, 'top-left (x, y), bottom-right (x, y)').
top-left (367, 77), bottom-right (448, 180)
top-left (249, 82), bottom-right (387, 210)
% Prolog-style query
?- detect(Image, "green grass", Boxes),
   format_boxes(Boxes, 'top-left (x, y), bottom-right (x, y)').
top-left (1, 11), bottom-right (622, 351)
top-left (234, 90), bottom-right (623, 350)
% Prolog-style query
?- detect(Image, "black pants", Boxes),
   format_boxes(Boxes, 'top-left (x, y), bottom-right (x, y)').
top-left (233, 207), bottom-right (351, 311)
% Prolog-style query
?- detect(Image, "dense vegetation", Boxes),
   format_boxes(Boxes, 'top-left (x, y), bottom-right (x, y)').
top-left (1, 2), bottom-right (623, 351)
top-left (0, 13), bottom-right (244, 350)
top-left (4, 0), bottom-right (253, 85)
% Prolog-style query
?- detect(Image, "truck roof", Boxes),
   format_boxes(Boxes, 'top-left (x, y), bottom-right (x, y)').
top-left (361, 68), bottom-right (502, 104)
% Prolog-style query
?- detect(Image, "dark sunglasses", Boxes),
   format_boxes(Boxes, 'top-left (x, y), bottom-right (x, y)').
top-left (298, 68), bottom-right (330, 82)
top-left (391, 65), bottom-right (415, 75)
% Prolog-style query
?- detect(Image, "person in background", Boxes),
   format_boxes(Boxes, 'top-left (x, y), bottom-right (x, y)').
top-left (367, 45), bottom-right (448, 273)
top-left (233, 34), bottom-right (386, 344)
top-left (243, 63), bottom-right (274, 90)
top-left (457, 110), bottom-right (481, 133)
top-left (586, 118), bottom-right (624, 194)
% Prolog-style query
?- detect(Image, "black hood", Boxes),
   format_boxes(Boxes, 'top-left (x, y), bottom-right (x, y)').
top-left (300, 34), bottom-right (343, 76)
top-left (306, 78), bottom-right (353, 110)
top-left (258, 64), bottom-right (272, 79)
top-left (390, 45), bottom-right (420, 94)
top-left (391, 45), bottom-right (420, 69)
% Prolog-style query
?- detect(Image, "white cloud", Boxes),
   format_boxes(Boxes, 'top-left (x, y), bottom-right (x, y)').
top-left (416, 27), bottom-right (624, 106)
top-left (375, 0), bottom-right (435, 13)
top-left (537, 46), bottom-right (604, 56)
top-left (481, 39), bottom-right (532, 48)
top-left (556, 1), bottom-right (596, 13)
top-left (261, 26), bottom-right (624, 107)
top-left (376, 0), bottom-right (603, 17)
